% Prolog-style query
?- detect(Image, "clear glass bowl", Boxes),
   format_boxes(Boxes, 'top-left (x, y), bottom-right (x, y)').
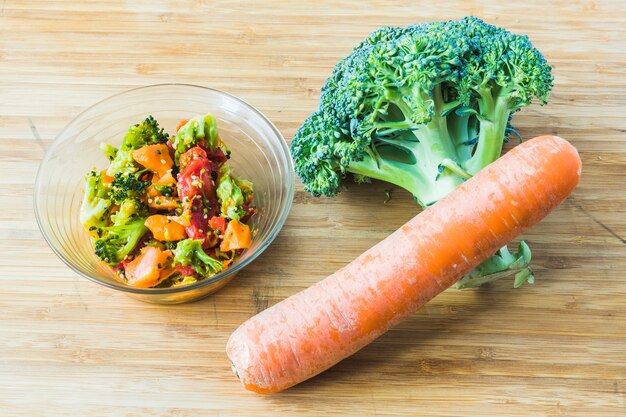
top-left (34, 84), bottom-right (294, 304)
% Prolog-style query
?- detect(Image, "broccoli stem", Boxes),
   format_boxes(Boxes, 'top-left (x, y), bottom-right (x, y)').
top-left (349, 130), bottom-right (464, 206)
top-left (463, 91), bottom-right (512, 175)
top-left (350, 83), bottom-right (473, 206)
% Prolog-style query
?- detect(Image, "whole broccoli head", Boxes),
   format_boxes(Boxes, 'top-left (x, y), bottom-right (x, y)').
top-left (173, 238), bottom-right (224, 277)
top-left (291, 17), bottom-right (553, 206)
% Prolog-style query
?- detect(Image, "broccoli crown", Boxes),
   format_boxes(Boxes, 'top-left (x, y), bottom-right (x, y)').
top-left (110, 172), bottom-right (150, 204)
top-left (110, 198), bottom-right (149, 225)
top-left (173, 238), bottom-right (224, 277)
top-left (121, 115), bottom-right (169, 151)
top-left (291, 17), bottom-right (553, 204)
top-left (93, 218), bottom-right (148, 265)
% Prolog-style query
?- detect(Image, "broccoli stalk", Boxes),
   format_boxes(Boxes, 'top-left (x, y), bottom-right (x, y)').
top-left (291, 17), bottom-right (553, 287)
top-left (173, 239), bottom-right (224, 278)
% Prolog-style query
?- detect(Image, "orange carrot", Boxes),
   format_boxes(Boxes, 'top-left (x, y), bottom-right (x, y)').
top-left (220, 219), bottom-right (251, 252)
top-left (151, 171), bottom-right (176, 186)
top-left (146, 185), bottom-right (180, 211)
top-left (226, 135), bottom-right (582, 394)
top-left (175, 119), bottom-right (189, 133)
top-left (131, 144), bottom-right (173, 177)
top-left (124, 246), bottom-right (173, 288)
top-left (144, 215), bottom-right (187, 242)
top-left (101, 169), bottom-right (115, 185)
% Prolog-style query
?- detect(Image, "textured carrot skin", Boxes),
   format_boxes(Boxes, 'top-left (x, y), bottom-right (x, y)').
top-left (227, 136), bottom-right (582, 394)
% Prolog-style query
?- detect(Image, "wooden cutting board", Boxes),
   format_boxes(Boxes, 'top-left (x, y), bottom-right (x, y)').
top-left (1, 1), bottom-right (625, 416)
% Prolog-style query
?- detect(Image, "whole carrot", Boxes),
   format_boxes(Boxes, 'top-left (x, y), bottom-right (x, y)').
top-left (227, 135), bottom-right (581, 394)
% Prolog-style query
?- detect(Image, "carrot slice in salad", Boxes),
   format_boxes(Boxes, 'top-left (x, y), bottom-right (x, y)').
top-left (124, 246), bottom-right (173, 288)
top-left (132, 144), bottom-right (173, 177)
top-left (220, 219), bottom-right (251, 252)
top-left (145, 215), bottom-right (187, 242)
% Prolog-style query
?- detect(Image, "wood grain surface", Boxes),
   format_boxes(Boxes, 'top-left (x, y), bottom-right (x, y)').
top-left (1, 1), bottom-right (625, 416)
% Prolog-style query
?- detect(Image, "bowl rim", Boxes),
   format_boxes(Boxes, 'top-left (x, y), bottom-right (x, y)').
top-left (33, 83), bottom-right (295, 295)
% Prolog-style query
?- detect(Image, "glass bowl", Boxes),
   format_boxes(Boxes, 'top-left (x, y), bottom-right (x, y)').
top-left (34, 84), bottom-right (294, 304)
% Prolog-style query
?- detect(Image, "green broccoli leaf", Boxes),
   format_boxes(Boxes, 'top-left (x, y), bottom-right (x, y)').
top-left (453, 241), bottom-right (534, 289)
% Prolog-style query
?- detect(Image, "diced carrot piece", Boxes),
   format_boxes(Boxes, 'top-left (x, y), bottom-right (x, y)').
top-left (101, 169), bottom-right (115, 184)
top-left (175, 119), bottom-right (189, 133)
top-left (131, 144), bottom-right (173, 177)
top-left (151, 171), bottom-right (176, 186)
top-left (145, 215), bottom-right (187, 242)
top-left (209, 216), bottom-right (227, 234)
top-left (159, 266), bottom-right (178, 282)
top-left (146, 185), bottom-right (181, 211)
top-left (220, 219), bottom-right (251, 252)
top-left (125, 247), bottom-right (173, 288)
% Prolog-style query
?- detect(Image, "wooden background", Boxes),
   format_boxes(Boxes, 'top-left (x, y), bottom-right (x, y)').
top-left (1, 1), bottom-right (625, 416)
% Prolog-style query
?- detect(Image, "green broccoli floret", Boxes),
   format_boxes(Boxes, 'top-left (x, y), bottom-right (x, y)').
top-left (216, 166), bottom-right (253, 221)
top-left (106, 147), bottom-right (137, 177)
top-left (291, 17), bottom-right (552, 205)
top-left (104, 116), bottom-right (169, 177)
top-left (291, 17), bottom-right (551, 287)
top-left (109, 172), bottom-right (150, 204)
top-left (173, 239), bottom-right (224, 278)
top-left (79, 170), bottom-right (112, 229)
top-left (121, 115), bottom-right (169, 151)
top-left (110, 198), bottom-right (148, 225)
top-left (100, 143), bottom-right (118, 162)
top-left (172, 114), bottom-right (230, 161)
top-left (93, 217), bottom-right (149, 265)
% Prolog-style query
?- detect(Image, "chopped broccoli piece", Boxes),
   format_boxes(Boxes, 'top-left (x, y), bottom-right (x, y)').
top-left (93, 217), bottom-right (148, 265)
top-left (106, 148), bottom-right (137, 177)
top-left (216, 166), bottom-right (251, 221)
top-left (173, 239), bottom-right (224, 278)
top-left (121, 115), bottom-right (169, 151)
top-left (110, 198), bottom-right (148, 225)
top-left (100, 143), bottom-right (118, 162)
top-left (171, 114), bottom-right (229, 161)
top-left (103, 116), bottom-right (169, 177)
top-left (109, 172), bottom-right (150, 204)
top-left (79, 170), bottom-right (112, 229)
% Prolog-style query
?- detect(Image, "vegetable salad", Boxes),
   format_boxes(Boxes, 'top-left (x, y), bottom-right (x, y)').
top-left (80, 114), bottom-right (255, 288)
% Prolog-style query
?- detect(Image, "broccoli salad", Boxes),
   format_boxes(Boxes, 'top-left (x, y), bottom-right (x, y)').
top-left (80, 114), bottom-right (256, 288)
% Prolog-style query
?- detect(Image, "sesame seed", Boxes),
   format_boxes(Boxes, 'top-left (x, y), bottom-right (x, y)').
top-left (160, 159), bottom-right (166, 164)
